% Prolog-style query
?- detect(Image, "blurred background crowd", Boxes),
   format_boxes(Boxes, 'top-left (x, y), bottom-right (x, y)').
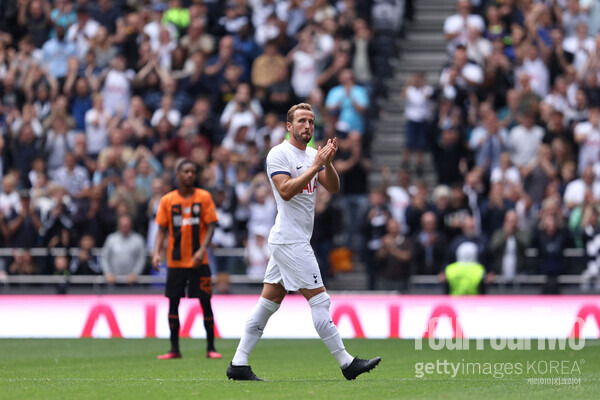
top-left (2, 0), bottom-right (600, 295)
top-left (0, 0), bottom-right (401, 292)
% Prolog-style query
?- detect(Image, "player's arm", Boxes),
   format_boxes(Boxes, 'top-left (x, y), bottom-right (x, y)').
top-left (192, 222), bottom-right (216, 267)
top-left (318, 138), bottom-right (340, 193)
top-left (152, 225), bottom-right (168, 271)
top-left (272, 143), bottom-right (333, 201)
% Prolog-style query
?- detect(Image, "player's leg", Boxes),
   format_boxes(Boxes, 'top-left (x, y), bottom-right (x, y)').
top-left (300, 285), bottom-right (381, 380)
top-left (231, 282), bottom-right (285, 365)
top-left (227, 282), bottom-right (285, 381)
top-left (198, 264), bottom-right (221, 358)
top-left (299, 286), bottom-right (354, 368)
top-left (157, 296), bottom-right (182, 359)
top-left (158, 268), bottom-right (186, 359)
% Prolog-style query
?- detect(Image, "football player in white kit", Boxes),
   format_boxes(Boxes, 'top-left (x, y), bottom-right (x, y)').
top-left (227, 103), bottom-right (381, 381)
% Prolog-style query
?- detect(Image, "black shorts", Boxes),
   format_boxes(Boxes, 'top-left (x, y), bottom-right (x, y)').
top-left (165, 265), bottom-right (212, 299)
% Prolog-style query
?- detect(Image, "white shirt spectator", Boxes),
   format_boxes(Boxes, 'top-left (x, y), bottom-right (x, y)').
top-left (220, 99), bottom-right (263, 143)
top-left (386, 185), bottom-right (410, 233)
top-left (102, 69), bottom-right (134, 117)
top-left (67, 18), bottom-right (100, 61)
top-left (439, 62), bottom-right (483, 88)
top-left (574, 121), bottom-right (600, 172)
top-left (443, 13), bottom-right (485, 53)
top-left (404, 85), bottom-right (433, 122)
top-left (244, 233), bottom-right (271, 279)
top-left (563, 36), bottom-right (595, 75)
top-left (516, 58), bottom-right (550, 98)
top-left (84, 108), bottom-right (110, 155)
top-left (508, 124), bottom-right (544, 167)
top-left (563, 178), bottom-right (600, 206)
top-left (50, 165), bottom-right (90, 197)
top-left (291, 51), bottom-right (318, 99)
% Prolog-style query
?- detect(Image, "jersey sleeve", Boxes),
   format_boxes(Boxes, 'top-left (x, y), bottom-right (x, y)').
top-left (266, 147), bottom-right (291, 178)
top-left (201, 192), bottom-right (219, 224)
top-left (155, 196), bottom-right (170, 227)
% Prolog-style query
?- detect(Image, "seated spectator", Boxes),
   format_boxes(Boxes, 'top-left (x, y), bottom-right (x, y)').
top-left (251, 40), bottom-right (286, 101)
top-left (446, 215), bottom-right (487, 267)
top-left (151, 94), bottom-right (181, 128)
top-left (468, 110), bottom-right (508, 174)
top-left (101, 214), bottom-right (147, 285)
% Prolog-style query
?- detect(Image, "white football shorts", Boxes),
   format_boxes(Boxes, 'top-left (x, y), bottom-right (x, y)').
top-left (263, 242), bottom-right (323, 291)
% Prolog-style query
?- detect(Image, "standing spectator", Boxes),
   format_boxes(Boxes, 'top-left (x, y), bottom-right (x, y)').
top-left (312, 189), bottom-right (342, 287)
top-left (333, 132), bottom-right (370, 248)
top-left (363, 189), bottom-right (392, 290)
top-left (383, 167), bottom-right (411, 233)
top-left (50, 152), bottom-right (90, 199)
top-left (44, 116), bottom-right (77, 172)
top-left (41, 26), bottom-right (76, 80)
top-left (91, 0), bottom-right (122, 35)
top-left (17, 0), bottom-right (52, 48)
top-left (443, 0), bottom-right (485, 55)
top-left (521, 144), bottom-right (558, 209)
top-left (100, 55), bottom-right (134, 118)
top-left (325, 69), bottom-right (369, 136)
top-left (413, 211), bottom-right (448, 275)
top-left (469, 111), bottom-right (508, 174)
top-left (401, 72), bottom-right (432, 175)
top-left (531, 215), bottom-right (572, 294)
top-left (251, 40), bottom-right (286, 101)
top-left (489, 210), bottom-right (529, 283)
top-left (220, 83), bottom-right (263, 145)
top-left (101, 214), bottom-right (146, 285)
top-left (287, 30), bottom-right (320, 100)
top-left (433, 128), bottom-right (468, 186)
top-left (84, 93), bottom-right (115, 159)
top-left (69, 234), bottom-right (101, 275)
top-left (66, 5), bottom-right (99, 61)
top-left (574, 104), bottom-right (600, 173)
top-left (244, 227), bottom-right (270, 280)
top-left (507, 111), bottom-right (544, 168)
top-left (580, 206), bottom-right (600, 291)
top-left (375, 219), bottom-right (413, 292)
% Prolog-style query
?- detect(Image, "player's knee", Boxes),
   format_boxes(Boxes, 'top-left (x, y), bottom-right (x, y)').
top-left (308, 292), bottom-right (330, 309)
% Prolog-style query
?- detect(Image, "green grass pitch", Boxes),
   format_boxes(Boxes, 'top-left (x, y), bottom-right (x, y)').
top-left (1, 339), bottom-right (599, 400)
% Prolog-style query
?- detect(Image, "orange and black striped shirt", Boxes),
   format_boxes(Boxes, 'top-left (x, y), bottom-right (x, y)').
top-left (155, 188), bottom-right (218, 268)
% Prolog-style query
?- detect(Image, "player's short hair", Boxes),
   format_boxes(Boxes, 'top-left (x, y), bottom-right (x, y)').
top-left (175, 158), bottom-right (196, 172)
top-left (286, 103), bottom-right (314, 124)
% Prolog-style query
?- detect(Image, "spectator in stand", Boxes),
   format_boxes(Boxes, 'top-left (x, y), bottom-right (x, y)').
top-left (574, 103), bottom-right (600, 173)
top-left (469, 110), bottom-right (508, 175)
top-left (405, 181), bottom-right (435, 236)
top-left (325, 69), bottom-right (369, 136)
top-left (401, 72), bottom-right (433, 176)
top-left (563, 164), bottom-right (600, 211)
top-left (244, 226), bottom-right (270, 280)
top-left (507, 111), bottom-right (544, 168)
top-left (363, 189), bottom-right (392, 291)
top-left (521, 144), bottom-right (558, 209)
top-left (531, 214), bottom-right (572, 294)
top-left (220, 83), bottom-right (263, 147)
top-left (251, 40), bottom-right (286, 102)
top-left (413, 211), bottom-right (448, 276)
top-left (333, 131), bottom-right (370, 248)
top-left (480, 183), bottom-right (515, 240)
top-left (84, 93), bottom-right (116, 159)
top-left (69, 234), bottom-right (100, 275)
top-left (101, 214), bottom-right (147, 285)
top-left (42, 26), bottom-right (76, 80)
top-left (489, 210), bottom-right (529, 282)
top-left (580, 205), bottom-right (600, 291)
top-left (383, 167), bottom-right (411, 234)
top-left (446, 215), bottom-right (488, 267)
top-left (374, 219), bottom-right (413, 292)
top-left (50, 152), bottom-right (90, 199)
top-left (100, 54), bottom-right (134, 118)
top-left (443, 0), bottom-right (485, 56)
top-left (433, 127), bottom-right (469, 186)
top-left (287, 29), bottom-right (320, 100)
top-left (67, 4), bottom-right (100, 61)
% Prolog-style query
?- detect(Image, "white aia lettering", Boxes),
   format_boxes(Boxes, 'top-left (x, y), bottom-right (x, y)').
top-left (301, 178), bottom-right (317, 194)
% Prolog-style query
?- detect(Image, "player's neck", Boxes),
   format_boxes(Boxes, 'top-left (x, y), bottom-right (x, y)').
top-left (288, 136), bottom-right (307, 151)
top-left (177, 187), bottom-right (195, 198)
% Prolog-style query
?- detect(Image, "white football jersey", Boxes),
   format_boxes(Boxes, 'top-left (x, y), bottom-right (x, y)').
top-left (266, 140), bottom-right (321, 244)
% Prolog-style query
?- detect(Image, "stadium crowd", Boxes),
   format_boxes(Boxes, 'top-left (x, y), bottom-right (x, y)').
top-left (0, 0), bottom-right (404, 292)
top-left (373, 0), bottom-right (600, 294)
top-left (2, 0), bottom-right (599, 295)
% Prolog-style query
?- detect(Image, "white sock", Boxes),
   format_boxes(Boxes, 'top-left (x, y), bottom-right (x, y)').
top-left (309, 292), bottom-right (354, 369)
top-left (231, 297), bottom-right (280, 366)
